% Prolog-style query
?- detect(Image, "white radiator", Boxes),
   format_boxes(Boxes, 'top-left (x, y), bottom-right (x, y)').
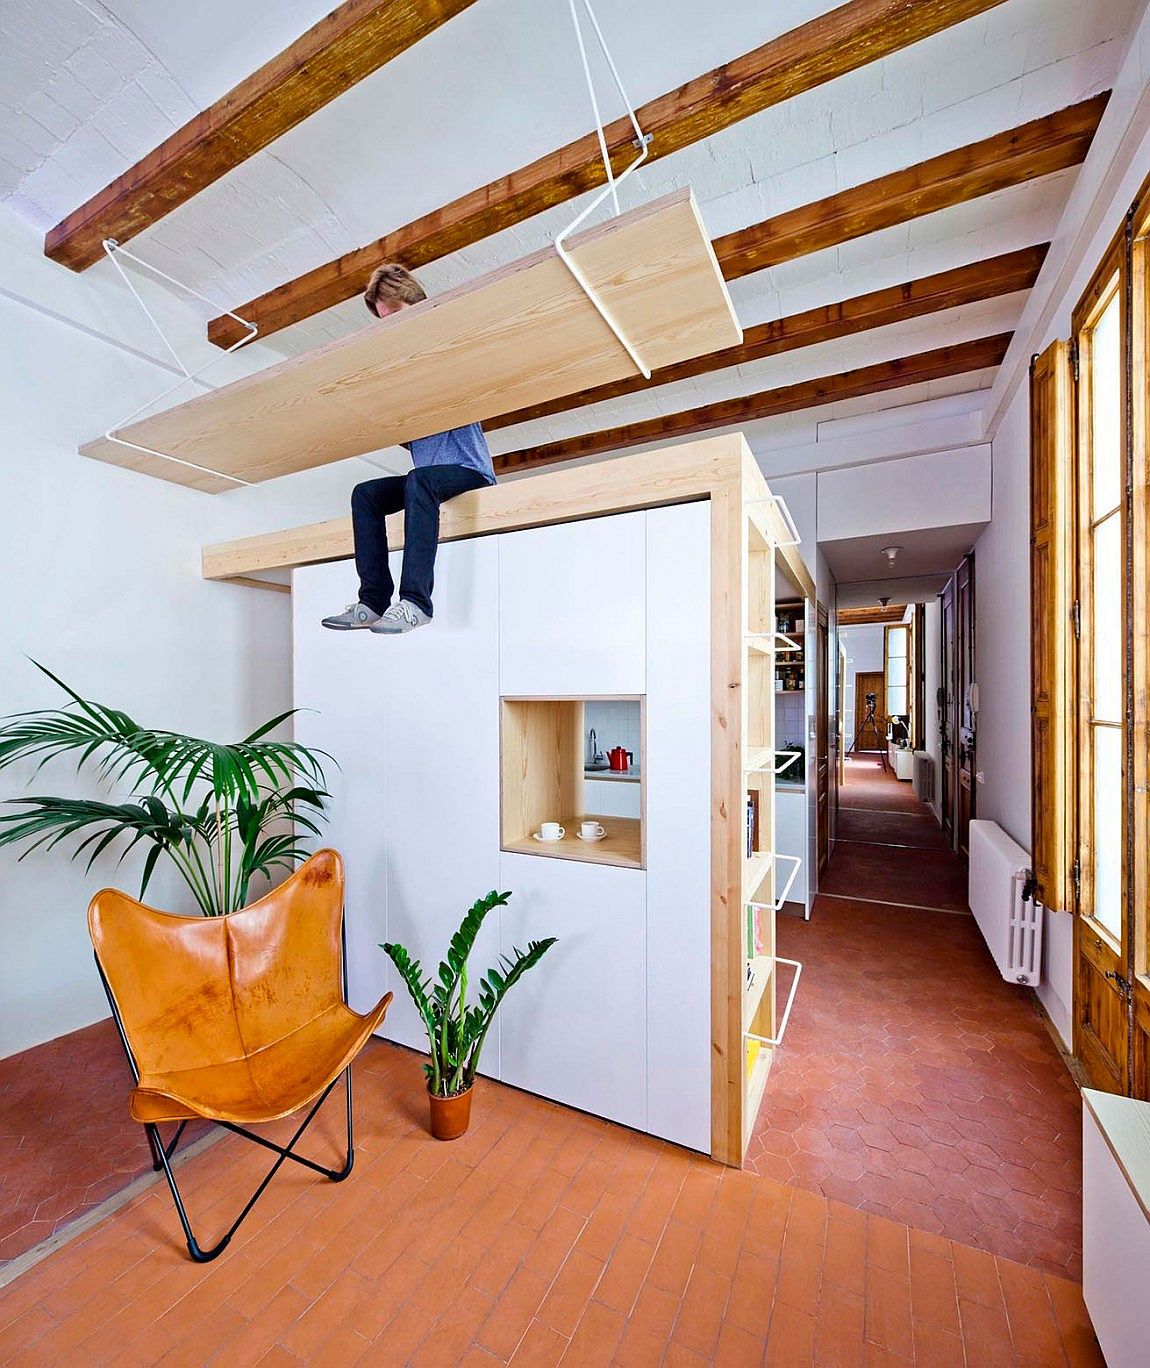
top-left (968, 819), bottom-right (1044, 986)
top-left (912, 751), bottom-right (934, 803)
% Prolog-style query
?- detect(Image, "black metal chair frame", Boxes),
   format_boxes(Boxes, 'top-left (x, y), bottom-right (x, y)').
top-left (93, 930), bottom-right (357, 1264)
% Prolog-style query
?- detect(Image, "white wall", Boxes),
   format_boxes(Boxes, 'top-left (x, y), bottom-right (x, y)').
top-left (0, 204), bottom-right (379, 1058)
top-left (973, 5), bottom-right (1150, 1049)
top-left (817, 446), bottom-right (992, 543)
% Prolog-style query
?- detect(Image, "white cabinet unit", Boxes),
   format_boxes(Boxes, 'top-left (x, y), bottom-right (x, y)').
top-left (498, 511), bottom-right (646, 696)
top-left (292, 504), bottom-right (713, 1151)
top-left (376, 538), bottom-right (503, 1062)
top-left (645, 501), bottom-right (711, 1152)
top-left (1083, 1090), bottom-right (1150, 1368)
top-left (774, 787), bottom-right (808, 909)
top-left (498, 852), bottom-right (647, 1130)
top-left (292, 542), bottom-right (502, 1064)
top-left (585, 778), bottom-right (642, 818)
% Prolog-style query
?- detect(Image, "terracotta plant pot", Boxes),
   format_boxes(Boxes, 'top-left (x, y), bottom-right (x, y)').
top-left (428, 1084), bottom-right (473, 1141)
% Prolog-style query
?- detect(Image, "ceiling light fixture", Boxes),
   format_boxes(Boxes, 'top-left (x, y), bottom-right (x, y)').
top-left (881, 545), bottom-right (902, 566)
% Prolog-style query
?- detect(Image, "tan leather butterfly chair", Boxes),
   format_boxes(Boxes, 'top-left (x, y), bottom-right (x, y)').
top-left (89, 848), bottom-right (391, 1262)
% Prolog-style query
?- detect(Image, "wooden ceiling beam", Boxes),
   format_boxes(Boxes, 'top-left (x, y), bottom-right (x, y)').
top-left (208, 0), bottom-right (1009, 347)
top-left (45, 1), bottom-right (480, 271)
top-left (493, 332), bottom-right (1011, 473)
top-left (485, 243), bottom-right (1046, 432)
top-left (715, 92), bottom-right (1109, 280)
top-left (838, 605), bottom-right (909, 626)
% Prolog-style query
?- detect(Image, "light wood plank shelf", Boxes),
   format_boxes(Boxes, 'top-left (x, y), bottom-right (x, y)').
top-left (743, 955), bottom-right (775, 1035)
top-left (81, 189), bottom-right (740, 493)
top-left (743, 1045), bottom-right (773, 1148)
top-left (502, 816), bottom-right (642, 870)
top-left (743, 851), bottom-right (774, 904)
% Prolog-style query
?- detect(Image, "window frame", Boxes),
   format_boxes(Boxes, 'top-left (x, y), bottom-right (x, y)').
top-left (1072, 252), bottom-right (1127, 954)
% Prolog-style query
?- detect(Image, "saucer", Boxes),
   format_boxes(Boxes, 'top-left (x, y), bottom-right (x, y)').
top-left (577, 830), bottom-right (606, 842)
top-left (533, 830), bottom-right (564, 842)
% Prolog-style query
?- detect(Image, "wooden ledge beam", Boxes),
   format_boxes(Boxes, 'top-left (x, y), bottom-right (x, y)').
top-left (486, 243), bottom-right (1047, 432)
top-left (201, 433), bottom-right (749, 579)
top-left (46, 1), bottom-right (479, 271)
top-left (208, 0), bottom-right (1009, 346)
top-left (494, 333), bottom-right (1012, 473)
top-left (715, 92), bottom-right (1109, 280)
top-left (838, 605), bottom-right (910, 626)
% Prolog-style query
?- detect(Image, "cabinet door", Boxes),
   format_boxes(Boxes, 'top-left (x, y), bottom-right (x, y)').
top-left (499, 511), bottom-right (645, 695)
top-left (645, 501), bottom-right (711, 1152)
top-left (292, 544), bottom-right (502, 1068)
top-left (584, 779), bottom-right (642, 819)
top-left (292, 560), bottom-right (390, 1018)
top-left (498, 852), bottom-right (646, 1131)
top-left (379, 538), bottom-right (503, 1065)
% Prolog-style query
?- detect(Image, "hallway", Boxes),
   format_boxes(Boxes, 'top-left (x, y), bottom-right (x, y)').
top-left (747, 754), bottom-right (1083, 1279)
top-left (819, 756), bottom-right (968, 912)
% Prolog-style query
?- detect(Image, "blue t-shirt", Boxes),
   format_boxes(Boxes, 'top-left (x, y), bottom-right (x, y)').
top-left (407, 423), bottom-right (496, 485)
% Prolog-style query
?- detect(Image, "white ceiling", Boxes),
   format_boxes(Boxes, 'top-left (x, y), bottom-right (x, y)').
top-left (0, 0), bottom-right (1142, 461)
top-left (836, 576), bottom-right (952, 609)
top-left (821, 523), bottom-right (988, 588)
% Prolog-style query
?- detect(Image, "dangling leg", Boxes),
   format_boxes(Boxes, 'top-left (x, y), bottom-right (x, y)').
top-left (372, 466), bottom-right (490, 633)
top-left (322, 476), bottom-right (406, 629)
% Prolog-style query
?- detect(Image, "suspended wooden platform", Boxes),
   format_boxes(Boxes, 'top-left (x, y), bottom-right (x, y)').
top-left (80, 189), bottom-right (741, 493)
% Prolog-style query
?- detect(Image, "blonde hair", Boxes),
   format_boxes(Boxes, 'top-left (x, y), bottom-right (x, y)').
top-left (364, 263), bottom-right (427, 315)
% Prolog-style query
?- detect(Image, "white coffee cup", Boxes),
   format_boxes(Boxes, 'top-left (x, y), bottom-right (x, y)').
top-left (539, 821), bottom-right (565, 841)
top-left (580, 821), bottom-right (606, 839)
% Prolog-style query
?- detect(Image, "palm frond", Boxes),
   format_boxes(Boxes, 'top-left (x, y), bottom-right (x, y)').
top-left (0, 663), bottom-right (331, 916)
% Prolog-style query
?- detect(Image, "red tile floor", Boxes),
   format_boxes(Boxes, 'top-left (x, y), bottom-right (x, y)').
top-left (746, 755), bottom-right (1083, 1279)
top-left (0, 1041), bottom-right (1102, 1366)
top-left (818, 756), bottom-right (968, 911)
top-left (0, 1018), bottom-right (205, 1265)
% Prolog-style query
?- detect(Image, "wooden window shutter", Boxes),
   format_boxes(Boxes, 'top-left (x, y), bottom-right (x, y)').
top-left (1029, 339), bottom-right (1075, 911)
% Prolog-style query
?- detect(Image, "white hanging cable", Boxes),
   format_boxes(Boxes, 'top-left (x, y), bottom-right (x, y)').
top-left (555, 0), bottom-right (653, 379)
top-left (101, 240), bottom-right (258, 488)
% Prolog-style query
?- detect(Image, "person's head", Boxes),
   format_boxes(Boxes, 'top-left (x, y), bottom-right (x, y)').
top-left (364, 263), bottom-right (427, 318)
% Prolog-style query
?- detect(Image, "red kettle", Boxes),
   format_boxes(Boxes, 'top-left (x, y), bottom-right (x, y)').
top-left (607, 746), bottom-right (633, 772)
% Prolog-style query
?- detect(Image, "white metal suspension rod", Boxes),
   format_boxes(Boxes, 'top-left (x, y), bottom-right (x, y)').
top-left (100, 240), bottom-right (258, 489)
top-left (745, 957), bottom-right (804, 1047)
top-left (745, 493), bottom-right (802, 548)
top-left (556, 0), bottom-right (653, 379)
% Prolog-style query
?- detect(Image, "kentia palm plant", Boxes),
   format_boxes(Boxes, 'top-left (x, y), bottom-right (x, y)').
top-left (382, 890), bottom-right (556, 1139)
top-left (0, 661), bottom-right (329, 916)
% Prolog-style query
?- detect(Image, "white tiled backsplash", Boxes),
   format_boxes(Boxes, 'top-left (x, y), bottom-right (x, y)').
top-left (775, 692), bottom-right (804, 748)
top-left (584, 699), bottom-right (642, 768)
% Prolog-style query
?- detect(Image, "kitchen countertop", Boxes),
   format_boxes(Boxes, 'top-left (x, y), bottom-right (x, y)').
top-left (585, 767), bottom-right (641, 783)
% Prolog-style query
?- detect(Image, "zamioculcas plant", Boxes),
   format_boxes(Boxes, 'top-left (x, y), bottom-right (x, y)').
top-left (0, 661), bottom-right (330, 916)
top-left (382, 890), bottom-right (557, 1140)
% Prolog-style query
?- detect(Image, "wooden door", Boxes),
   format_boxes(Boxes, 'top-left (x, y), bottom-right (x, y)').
top-left (955, 553), bottom-right (976, 862)
top-left (853, 672), bottom-right (885, 747)
top-left (816, 605), bottom-right (830, 874)
top-left (940, 580), bottom-right (957, 845)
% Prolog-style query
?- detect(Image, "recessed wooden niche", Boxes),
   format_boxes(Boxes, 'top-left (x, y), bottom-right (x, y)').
top-left (500, 696), bottom-right (644, 869)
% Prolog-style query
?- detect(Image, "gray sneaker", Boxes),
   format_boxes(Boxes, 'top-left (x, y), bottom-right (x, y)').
top-left (321, 602), bottom-right (380, 630)
top-left (370, 600), bottom-right (430, 635)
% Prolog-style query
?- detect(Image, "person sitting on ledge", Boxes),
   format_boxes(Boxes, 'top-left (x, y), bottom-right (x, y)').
top-left (322, 263), bottom-right (497, 636)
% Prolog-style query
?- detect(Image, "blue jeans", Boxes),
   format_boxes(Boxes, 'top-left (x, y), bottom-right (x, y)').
top-left (351, 465), bottom-right (491, 618)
